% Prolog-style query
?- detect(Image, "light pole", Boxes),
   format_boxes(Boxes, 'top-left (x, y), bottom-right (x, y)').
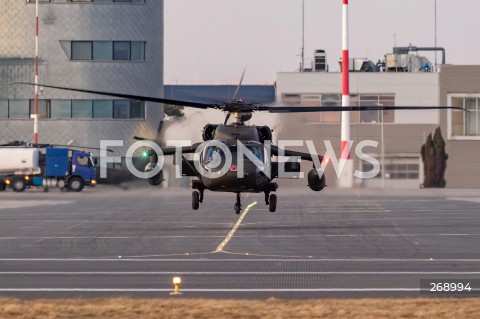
top-left (34, 0), bottom-right (39, 144)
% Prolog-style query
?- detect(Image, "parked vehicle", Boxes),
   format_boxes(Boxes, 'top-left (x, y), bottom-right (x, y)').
top-left (0, 147), bottom-right (96, 192)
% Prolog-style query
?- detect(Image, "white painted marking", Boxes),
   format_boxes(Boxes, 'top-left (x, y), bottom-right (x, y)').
top-left (0, 271), bottom-right (479, 275)
top-left (215, 201), bottom-right (257, 252)
top-left (0, 288), bottom-right (422, 292)
top-left (448, 197), bottom-right (480, 204)
top-left (242, 215), bottom-right (480, 226)
top-left (1, 258), bottom-right (480, 262)
top-left (0, 200), bottom-right (74, 210)
top-left (0, 233), bottom-right (477, 241)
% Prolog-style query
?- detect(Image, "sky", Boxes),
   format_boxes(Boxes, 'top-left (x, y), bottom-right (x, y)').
top-left (164, 0), bottom-right (480, 85)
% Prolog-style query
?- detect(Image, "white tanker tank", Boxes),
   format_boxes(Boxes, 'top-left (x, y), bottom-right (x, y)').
top-left (0, 148), bottom-right (42, 175)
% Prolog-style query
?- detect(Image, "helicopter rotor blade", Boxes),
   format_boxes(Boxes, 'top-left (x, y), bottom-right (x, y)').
top-left (13, 82), bottom-right (215, 109)
top-left (134, 136), bottom-right (151, 141)
top-left (262, 105), bottom-right (465, 113)
top-left (48, 144), bottom-right (115, 153)
top-left (232, 67), bottom-right (246, 102)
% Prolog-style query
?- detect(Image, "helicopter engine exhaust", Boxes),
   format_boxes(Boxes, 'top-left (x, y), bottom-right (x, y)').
top-left (307, 168), bottom-right (326, 192)
top-left (202, 124), bottom-right (218, 141)
top-left (144, 162), bottom-right (164, 186)
top-left (257, 126), bottom-right (272, 143)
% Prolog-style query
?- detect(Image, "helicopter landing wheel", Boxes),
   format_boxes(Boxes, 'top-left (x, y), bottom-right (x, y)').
top-left (268, 194), bottom-right (277, 213)
top-left (234, 193), bottom-right (242, 214)
top-left (192, 191), bottom-right (200, 210)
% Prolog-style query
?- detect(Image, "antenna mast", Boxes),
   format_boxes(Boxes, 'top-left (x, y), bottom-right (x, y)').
top-left (301, 0), bottom-right (305, 72)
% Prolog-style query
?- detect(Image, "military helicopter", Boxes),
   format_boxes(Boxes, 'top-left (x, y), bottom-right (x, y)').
top-left (16, 81), bottom-right (463, 214)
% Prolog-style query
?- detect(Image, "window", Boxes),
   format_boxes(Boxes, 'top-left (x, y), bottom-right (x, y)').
top-left (51, 100), bottom-right (72, 119)
top-left (0, 100), bottom-right (8, 118)
top-left (130, 100), bottom-right (145, 119)
top-left (450, 96), bottom-right (480, 137)
top-left (320, 94), bottom-right (340, 123)
top-left (131, 41), bottom-right (145, 61)
top-left (281, 94), bottom-right (301, 106)
top-left (93, 41), bottom-right (113, 61)
top-left (72, 100), bottom-right (93, 118)
top-left (113, 100), bottom-right (130, 118)
top-left (8, 100), bottom-right (29, 119)
top-left (29, 100), bottom-right (49, 119)
top-left (71, 41), bottom-right (92, 60)
top-left (363, 159), bottom-right (419, 180)
top-left (77, 156), bottom-right (89, 167)
top-left (113, 42), bottom-right (131, 60)
top-left (2, 99), bottom-right (143, 120)
top-left (70, 41), bottom-right (144, 61)
top-left (93, 100), bottom-right (113, 118)
top-left (282, 93), bottom-right (395, 124)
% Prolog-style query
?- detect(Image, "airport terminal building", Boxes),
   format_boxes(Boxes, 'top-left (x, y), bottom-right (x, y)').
top-left (276, 54), bottom-right (480, 188)
top-left (0, 0), bottom-right (164, 156)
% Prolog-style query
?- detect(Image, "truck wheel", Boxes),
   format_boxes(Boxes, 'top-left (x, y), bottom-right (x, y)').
top-left (68, 177), bottom-right (84, 192)
top-left (12, 178), bottom-right (26, 192)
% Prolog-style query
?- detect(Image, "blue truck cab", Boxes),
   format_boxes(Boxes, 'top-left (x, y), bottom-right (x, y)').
top-left (40, 148), bottom-right (96, 191)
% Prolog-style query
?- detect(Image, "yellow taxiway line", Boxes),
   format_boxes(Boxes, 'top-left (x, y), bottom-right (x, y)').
top-left (215, 201), bottom-right (257, 253)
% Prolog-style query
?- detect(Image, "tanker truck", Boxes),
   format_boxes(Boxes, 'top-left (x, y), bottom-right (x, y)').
top-left (0, 147), bottom-right (96, 192)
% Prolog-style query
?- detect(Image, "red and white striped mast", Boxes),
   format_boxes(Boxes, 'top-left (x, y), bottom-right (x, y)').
top-left (33, 0), bottom-right (39, 144)
top-left (341, 0), bottom-right (350, 160)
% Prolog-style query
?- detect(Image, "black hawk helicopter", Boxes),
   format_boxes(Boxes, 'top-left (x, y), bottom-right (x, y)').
top-left (16, 81), bottom-right (463, 214)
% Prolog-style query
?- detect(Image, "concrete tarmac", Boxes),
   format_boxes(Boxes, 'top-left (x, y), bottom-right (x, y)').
top-left (0, 185), bottom-right (479, 299)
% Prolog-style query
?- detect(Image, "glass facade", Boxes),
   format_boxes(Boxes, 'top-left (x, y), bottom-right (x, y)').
top-left (71, 41), bottom-right (145, 61)
top-left (0, 100), bottom-right (8, 118)
top-left (51, 100), bottom-right (72, 119)
top-left (72, 100), bottom-right (93, 119)
top-left (113, 100), bottom-right (130, 118)
top-left (93, 100), bottom-right (113, 118)
top-left (8, 100), bottom-right (29, 119)
top-left (281, 93), bottom-right (395, 124)
top-left (29, 100), bottom-right (49, 119)
top-left (71, 41), bottom-right (92, 60)
top-left (0, 99), bottom-right (146, 120)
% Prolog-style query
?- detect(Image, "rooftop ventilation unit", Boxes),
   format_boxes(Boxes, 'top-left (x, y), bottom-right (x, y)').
top-left (313, 50), bottom-right (327, 72)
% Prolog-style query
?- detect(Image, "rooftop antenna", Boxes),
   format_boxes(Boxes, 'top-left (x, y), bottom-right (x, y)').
top-left (393, 28), bottom-right (397, 48)
top-left (434, 0), bottom-right (438, 71)
top-left (301, 0), bottom-right (305, 72)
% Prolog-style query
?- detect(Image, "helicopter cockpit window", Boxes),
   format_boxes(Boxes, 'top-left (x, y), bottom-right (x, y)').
top-left (244, 145), bottom-right (264, 162)
top-left (203, 146), bottom-right (226, 168)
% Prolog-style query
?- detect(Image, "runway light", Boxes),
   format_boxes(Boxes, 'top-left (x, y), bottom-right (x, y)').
top-left (141, 150), bottom-right (150, 158)
top-left (170, 276), bottom-right (183, 295)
